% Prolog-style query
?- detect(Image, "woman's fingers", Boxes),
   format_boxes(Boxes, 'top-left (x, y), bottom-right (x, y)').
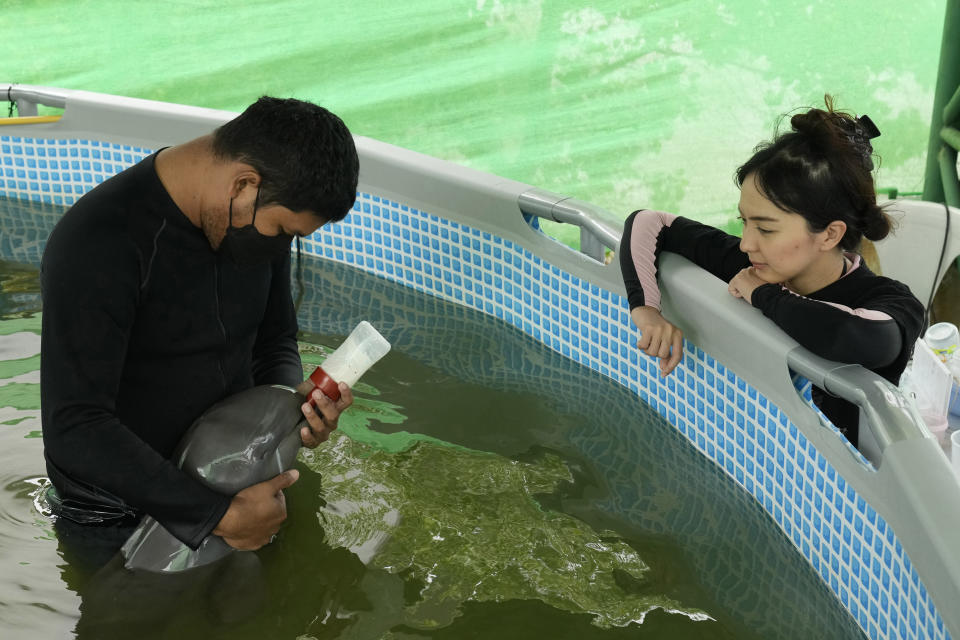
top-left (639, 331), bottom-right (661, 357)
top-left (632, 309), bottom-right (685, 377)
top-left (637, 330), bottom-right (652, 351)
top-left (657, 336), bottom-right (672, 360)
top-left (638, 325), bottom-right (684, 376)
top-left (662, 330), bottom-right (684, 375)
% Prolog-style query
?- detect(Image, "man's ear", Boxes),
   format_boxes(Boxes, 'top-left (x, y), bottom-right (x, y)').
top-left (228, 168), bottom-right (261, 200)
top-left (820, 220), bottom-right (847, 251)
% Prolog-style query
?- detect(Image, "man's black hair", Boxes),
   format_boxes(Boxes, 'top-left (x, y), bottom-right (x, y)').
top-left (212, 96), bottom-right (358, 222)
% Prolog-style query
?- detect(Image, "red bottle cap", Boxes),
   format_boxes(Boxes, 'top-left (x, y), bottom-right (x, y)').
top-left (308, 366), bottom-right (341, 402)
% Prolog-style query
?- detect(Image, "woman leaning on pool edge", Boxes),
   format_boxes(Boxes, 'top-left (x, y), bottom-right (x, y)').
top-left (619, 95), bottom-right (925, 447)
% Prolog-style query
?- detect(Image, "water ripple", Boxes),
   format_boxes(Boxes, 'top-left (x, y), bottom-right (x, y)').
top-left (0, 422), bottom-right (79, 635)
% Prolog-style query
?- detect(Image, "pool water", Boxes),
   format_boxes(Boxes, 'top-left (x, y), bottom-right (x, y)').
top-left (0, 196), bottom-right (865, 639)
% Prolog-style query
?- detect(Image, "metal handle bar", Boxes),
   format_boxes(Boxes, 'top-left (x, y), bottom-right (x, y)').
top-left (518, 188), bottom-right (621, 262)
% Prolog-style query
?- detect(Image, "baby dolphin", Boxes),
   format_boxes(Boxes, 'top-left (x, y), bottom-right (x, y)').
top-left (121, 321), bottom-right (391, 573)
top-left (121, 384), bottom-right (306, 572)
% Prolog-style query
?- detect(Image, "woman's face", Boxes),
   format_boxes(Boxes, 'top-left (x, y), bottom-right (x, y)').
top-left (737, 174), bottom-right (839, 288)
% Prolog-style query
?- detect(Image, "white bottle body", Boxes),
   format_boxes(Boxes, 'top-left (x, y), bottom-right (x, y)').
top-left (321, 321), bottom-right (391, 388)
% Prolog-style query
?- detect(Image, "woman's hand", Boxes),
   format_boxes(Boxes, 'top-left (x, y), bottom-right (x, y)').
top-left (728, 267), bottom-right (766, 304)
top-left (630, 306), bottom-right (684, 376)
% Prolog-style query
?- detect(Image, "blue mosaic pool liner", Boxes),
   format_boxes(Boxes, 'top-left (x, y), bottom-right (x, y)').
top-left (0, 134), bottom-right (948, 640)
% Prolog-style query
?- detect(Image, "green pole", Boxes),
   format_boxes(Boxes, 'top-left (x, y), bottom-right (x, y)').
top-left (941, 146), bottom-right (960, 208)
top-left (923, 0), bottom-right (960, 203)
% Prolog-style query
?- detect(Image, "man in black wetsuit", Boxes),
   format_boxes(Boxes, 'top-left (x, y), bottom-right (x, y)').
top-left (40, 97), bottom-right (359, 567)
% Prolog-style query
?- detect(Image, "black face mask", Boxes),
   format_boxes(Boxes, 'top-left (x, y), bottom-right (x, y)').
top-left (219, 188), bottom-right (293, 265)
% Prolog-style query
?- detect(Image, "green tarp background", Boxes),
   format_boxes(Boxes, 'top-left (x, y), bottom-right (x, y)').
top-left (1, 0), bottom-right (947, 244)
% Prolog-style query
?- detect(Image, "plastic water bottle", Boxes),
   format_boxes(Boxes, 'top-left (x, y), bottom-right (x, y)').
top-left (925, 322), bottom-right (960, 418)
top-left (121, 321), bottom-right (391, 572)
top-left (946, 351), bottom-right (960, 418)
top-left (925, 322), bottom-right (959, 363)
top-left (304, 320), bottom-right (392, 402)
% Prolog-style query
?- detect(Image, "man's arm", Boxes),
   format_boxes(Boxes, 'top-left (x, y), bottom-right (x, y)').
top-left (40, 212), bottom-right (231, 548)
top-left (251, 252), bottom-right (302, 387)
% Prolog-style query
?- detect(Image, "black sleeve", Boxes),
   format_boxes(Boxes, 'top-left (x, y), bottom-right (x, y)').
top-left (619, 210), bottom-right (649, 309)
top-left (657, 217), bottom-right (752, 283)
top-left (40, 212), bottom-right (231, 549)
top-left (251, 251), bottom-right (303, 388)
top-left (751, 284), bottom-right (919, 369)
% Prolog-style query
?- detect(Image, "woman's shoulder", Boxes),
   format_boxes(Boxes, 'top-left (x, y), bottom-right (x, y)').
top-left (827, 255), bottom-right (925, 316)
top-left (846, 256), bottom-right (919, 296)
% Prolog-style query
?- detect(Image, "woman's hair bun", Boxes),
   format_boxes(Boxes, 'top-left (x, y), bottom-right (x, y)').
top-left (790, 107), bottom-right (836, 138)
top-left (789, 95), bottom-right (880, 171)
top-left (861, 204), bottom-right (892, 242)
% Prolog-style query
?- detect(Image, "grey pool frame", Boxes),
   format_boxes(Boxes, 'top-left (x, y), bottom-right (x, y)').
top-left (3, 84), bottom-right (960, 640)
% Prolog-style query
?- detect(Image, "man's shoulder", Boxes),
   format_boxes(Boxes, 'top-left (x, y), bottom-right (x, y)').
top-left (47, 197), bottom-right (136, 262)
top-left (48, 161), bottom-right (164, 255)
top-left (67, 160), bottom-right (152, 221)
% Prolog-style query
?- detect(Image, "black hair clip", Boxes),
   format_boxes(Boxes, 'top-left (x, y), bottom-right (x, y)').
top-left (856, 114), bottom-right (881, 140)
top-left (840, 115), bottom-right (880, 171)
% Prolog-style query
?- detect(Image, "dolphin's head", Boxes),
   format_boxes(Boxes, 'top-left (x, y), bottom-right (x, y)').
top-left (175, 385), bottom-right (304, 494)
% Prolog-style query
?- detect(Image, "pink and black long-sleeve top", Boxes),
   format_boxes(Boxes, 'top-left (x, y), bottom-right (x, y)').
top-left (619, 210), bottom-right (925, 443)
